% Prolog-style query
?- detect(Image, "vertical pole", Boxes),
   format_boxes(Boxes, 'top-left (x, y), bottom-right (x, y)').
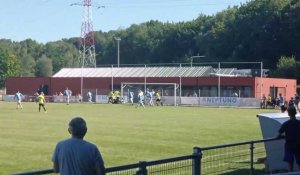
top-left (198, 89), bottom-right (201, 106)
top-left (128, 89), bottom-right (129, 103)
top-left (111, 65), bottom-right (114, 91)
top-left (273, 85), bottom-right (275, 99)
top-left (117, 39), bottom-right (120, 67)
top-left (218, 62), bottom-right (221, 97)
top-left (179, 64), bottom-right (182, 98)
top-left (144, 65), bottom-right (147, 93)
top-left (260, 62), bottom-right (263, 99)
top-left (80, 66), bottom-right (83, 98)
top-left (193, 147), bottom-right (202, 175)
top-left (121, 83), bottom-right (123, 102)
top-left (136, 161), bottom-right (148, 175)
top-left (95, 88), bottom-right (97, 103)
top-left (174, 83), bottom-right (176, 106)
top-left (250, 142), bottom-right (254, 175)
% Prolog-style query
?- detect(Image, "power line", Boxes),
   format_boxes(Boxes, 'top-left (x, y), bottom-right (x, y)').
top-left (101, 0), bottom-right (246, 8)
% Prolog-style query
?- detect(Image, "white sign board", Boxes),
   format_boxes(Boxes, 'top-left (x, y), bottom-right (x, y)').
top-left (199, 97), bottom-right (240, 106)
top-left (96, 95), bottom-right (108, 103)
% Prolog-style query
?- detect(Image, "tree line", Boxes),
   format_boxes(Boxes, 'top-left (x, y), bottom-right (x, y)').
top-left (0, 0), bottom-right (300, 88)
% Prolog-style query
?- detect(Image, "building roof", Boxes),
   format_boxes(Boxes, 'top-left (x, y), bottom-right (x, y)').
top-left (52, 66), bottom-right (238, 78)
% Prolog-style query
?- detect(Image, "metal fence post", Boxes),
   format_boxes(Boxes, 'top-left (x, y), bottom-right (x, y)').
top-left (193, 147), bottom-right (202, 175)
top-left (250, 142), bottom-right (254, 175)
top-left (136, 161), bottom-right (147, 175)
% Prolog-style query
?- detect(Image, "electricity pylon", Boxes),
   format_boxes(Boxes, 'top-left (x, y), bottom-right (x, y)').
top-left (71, 0), bottom-right (98, 68)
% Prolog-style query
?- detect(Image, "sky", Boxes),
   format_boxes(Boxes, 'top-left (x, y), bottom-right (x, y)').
top-left (0, 0), bottom-right (250, 43)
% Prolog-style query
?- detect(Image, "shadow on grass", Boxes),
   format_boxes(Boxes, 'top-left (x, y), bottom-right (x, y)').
top-left (217, 168), bottom-right (265, 175)
top-left (206, 159), bottom-right (266, 175)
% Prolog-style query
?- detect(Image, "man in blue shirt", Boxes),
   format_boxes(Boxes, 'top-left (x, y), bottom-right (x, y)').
top-left (52, 117), bottom-right (105, 175)
top-left (279, 93), bottom-right (285, 112)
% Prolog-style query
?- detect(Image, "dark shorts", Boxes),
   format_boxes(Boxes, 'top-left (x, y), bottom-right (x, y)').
top-left (283, 147), bottom-right (300, 164)
top-left (39, 103), bottom-right (45, 107)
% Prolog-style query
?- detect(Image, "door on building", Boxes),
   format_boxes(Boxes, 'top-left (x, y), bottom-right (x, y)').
top-left (270, 86), bottom-right (286, 98)
top-left (270, 86), bottom-right (277, 99)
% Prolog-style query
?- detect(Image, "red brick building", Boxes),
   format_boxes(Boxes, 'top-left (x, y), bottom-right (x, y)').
top-left (6, 67), bottom-right (296, 100)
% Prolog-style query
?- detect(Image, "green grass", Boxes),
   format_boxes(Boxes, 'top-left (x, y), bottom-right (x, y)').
top-left (0, 101), bottom-right (277, 174)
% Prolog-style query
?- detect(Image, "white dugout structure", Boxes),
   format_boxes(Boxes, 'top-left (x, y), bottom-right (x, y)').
top-left (257, 113), bottom-right (300, 172)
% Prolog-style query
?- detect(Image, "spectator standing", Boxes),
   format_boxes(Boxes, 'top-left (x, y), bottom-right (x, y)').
top-left (266, 94), bottom-right (273, 107)
top-left (14, 91), bottom-right (24, 109)
top-left (289, 97), bottom-right (295, 107)
top-left (52, 117), bottom-right (105, 175)
top-left (277, 106), bottom-right (300, 172)
top-left (294, 94), bottom-right (300, 112)
top-left (279, 93), bottom-right (285, 112)
top-left (261, 94), bottom-right (267, 109)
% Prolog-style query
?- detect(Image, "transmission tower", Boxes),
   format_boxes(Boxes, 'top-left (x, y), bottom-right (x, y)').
top-left (72, 0), bottom-right (96, 68)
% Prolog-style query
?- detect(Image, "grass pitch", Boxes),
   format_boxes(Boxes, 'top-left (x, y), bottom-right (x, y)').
top-left (0, 101), bottom-right (276, 174)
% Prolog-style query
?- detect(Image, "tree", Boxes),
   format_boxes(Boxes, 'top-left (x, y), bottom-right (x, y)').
top-left (279, 0), bottom-right (300, 59)
top-left (270, 56), bottom-right (300, 81)
top-left (35, 55), bottom-right (53, 77)
top-left (0, 48), bottom-right (21, 87)
top-left (44, 41), bottom-right (79, 73)
top-left (19, 55), bottom-right (36, 76)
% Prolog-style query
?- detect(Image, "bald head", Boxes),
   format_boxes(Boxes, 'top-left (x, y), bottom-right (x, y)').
top-left (68, 117), bottom-right (87, 139)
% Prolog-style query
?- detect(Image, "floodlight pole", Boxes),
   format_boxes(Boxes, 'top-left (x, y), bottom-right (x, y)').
top-left (190, 56), bottom-right (205, 67)
top-left (114, 37), bottom-right (121, 67)
top-left (218, 62), bottom-right (221, 97)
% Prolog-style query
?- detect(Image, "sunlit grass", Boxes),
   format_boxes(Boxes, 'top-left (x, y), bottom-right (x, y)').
top-left (0, 101), bottom-right (277, 174)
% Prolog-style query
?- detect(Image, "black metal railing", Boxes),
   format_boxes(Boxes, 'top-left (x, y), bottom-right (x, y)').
top-left (11, 137), bottom-right (283, 175)
top-left (198, 138), bottom-right (278, 175)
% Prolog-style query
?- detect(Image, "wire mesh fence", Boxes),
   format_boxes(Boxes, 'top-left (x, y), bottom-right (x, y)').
top-left (200, 142), bottom-right (267, 175)
top-left (146, 156), bottom-right (194, 175)
top-left (11, 138), bottom-right (289, 175)
top-left (105, 163), bottom-right (140, 175)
